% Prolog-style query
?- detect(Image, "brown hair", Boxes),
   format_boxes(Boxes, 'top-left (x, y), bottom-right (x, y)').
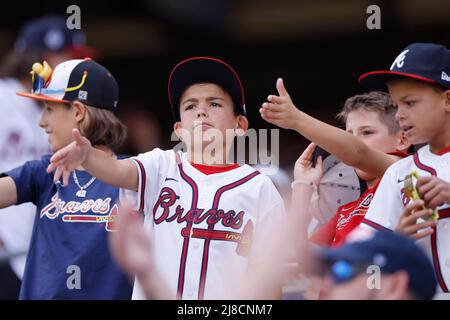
top-left (336, 91), bottom-right (400, 134)
top-left (78, 104), bottom-right (127, 151)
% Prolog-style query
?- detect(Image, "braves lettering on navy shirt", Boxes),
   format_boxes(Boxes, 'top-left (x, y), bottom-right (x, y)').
top-left (2, 155), bottom-right (132, 299)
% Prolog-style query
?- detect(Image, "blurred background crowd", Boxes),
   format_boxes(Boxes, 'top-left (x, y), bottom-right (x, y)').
top-left (1, 0), bottom-right (448, 166)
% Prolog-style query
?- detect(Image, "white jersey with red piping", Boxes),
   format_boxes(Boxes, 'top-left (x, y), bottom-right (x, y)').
top-left (120, 148), bottom-right (285, 300)
top-left (361, 145), bottom-right (450, 296)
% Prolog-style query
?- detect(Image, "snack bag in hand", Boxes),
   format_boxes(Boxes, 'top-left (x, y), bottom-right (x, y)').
top-left (403, 171), bottom-right (439, 221)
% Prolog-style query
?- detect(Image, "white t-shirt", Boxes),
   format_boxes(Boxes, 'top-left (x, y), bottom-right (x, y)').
top-left (361, 145), bottom-right (450, 296)
top-left (0, 78), bottom-right (49, 279)
top-left (121, 148), bottom-right (285, 299)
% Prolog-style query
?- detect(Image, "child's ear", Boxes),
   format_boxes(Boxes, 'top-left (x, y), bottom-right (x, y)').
top-left (444, 90), bottom-right (450, 111)
top-left (397, 130), bottom-right (411, 152)
top-left (72, 101), bottom-right (86, 122)
top-left (383, 270), bottom-right (410, 300)
top-left (235, 116), bottom-right (249, 136)
top-left (173, 122), bottom-right (184, 141)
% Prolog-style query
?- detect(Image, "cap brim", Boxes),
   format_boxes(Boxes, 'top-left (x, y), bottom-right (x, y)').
top-left (358, 70), bottom-right (437, 91)
top-left (299, 245), bottom-right (371, 277)
top-left (16, 92), bottom-right (69, 104)
top-left (319, 245), bottom-right (375, 268)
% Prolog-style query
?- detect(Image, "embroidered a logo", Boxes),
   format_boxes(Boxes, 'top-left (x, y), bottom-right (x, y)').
top-left (360, 194), bottom-right (373, 208)
top-left (442, 71), bottom-right (450, 82)
top-left (336, 193), bottom-right (374, 230)
top-left (390, 49), bottom-right (409, 70)
top-left (400, 188), bottom-right (412, 207)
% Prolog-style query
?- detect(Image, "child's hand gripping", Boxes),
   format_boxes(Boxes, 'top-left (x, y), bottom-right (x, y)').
top-left (403, 171), bottom-right (439, 221)
top-left (396, 171), bottom-right (440, 240)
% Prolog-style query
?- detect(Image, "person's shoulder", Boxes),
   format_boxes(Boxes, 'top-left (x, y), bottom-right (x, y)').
top-left (242, 164), bottom-right (266, 179)
top-left (132, 148), bottom-right (176, 163)
top-left (243, 165), bottom-right (283, 195)
top-left (137, 148), bottom-right (175, 158)
top-left (385, 153), bottom-right (415, 175)
top-left (0, 78), bottom-right (20, 91)
top-left (3, 154), bottom-right (52, 182)
top-left (20, 154), bottom-right (53, 174)
top-left (0, 78), bottom-right (33, 105)
top-left (24, 154), bottom-right (52, 167)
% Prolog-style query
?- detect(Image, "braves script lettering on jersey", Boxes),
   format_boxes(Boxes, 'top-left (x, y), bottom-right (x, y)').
top-left (311, 182), bottom-right (379, 248)
top-left (361, 145), bottom-right (450, 295)
top-left (2, 155), bottom-right (132, 299)
top-left (121, 148), bottom-right (285, 300)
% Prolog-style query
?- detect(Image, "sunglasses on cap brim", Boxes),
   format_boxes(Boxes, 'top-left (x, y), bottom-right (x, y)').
top-left (32, 66), bottom-right (88, 96)
top-left (328, 260), bottom-right (372, 285)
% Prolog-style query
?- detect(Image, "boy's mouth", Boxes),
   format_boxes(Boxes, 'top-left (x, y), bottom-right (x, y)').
top-left (45, 131), bottom-right (53, 142)
top-left (194, 122), bottom-right (213, 129)
top-left (401, 125), bottom-right (414, 136)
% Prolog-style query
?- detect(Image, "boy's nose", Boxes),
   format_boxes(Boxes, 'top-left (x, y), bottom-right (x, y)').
top-left (39, 111), bottom-right (47, 129)
top-left (395, 108), bottom-right (405, 122)
top-left (196, 107), bottom-right (208, 118)
top-left (38, 116), bottom-right (46, 129)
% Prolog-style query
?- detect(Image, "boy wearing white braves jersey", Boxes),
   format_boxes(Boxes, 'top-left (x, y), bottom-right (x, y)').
top-left (47, 57), bottom-right (285, 299)
top-left (358, 43), bottom-right (450, 298)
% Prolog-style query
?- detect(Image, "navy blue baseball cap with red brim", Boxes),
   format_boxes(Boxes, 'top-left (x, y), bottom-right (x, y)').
top-left (168, 57), bottom-right (246, 121)
top-left (359, 43), bottom-right (450, 92)
top-left (320, 229), bottom-right (437, 300)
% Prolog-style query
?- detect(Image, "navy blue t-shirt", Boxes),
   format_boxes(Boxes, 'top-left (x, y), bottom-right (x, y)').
top-left (4, 155), bottom-right (132, 299)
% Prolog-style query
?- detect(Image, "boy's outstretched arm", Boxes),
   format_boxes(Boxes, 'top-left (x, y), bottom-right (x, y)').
top-left (260, 78), bottom-right (399, 178)
top-left (47, 128), bottom-right (138, 191)
top-left (0, 177), bottom-right (17, 209)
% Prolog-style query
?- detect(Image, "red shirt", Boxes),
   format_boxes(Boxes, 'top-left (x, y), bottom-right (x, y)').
top-left (310, 151), bottom-right (409, 248)
top-left (310, 182), bottom-right (380, 247)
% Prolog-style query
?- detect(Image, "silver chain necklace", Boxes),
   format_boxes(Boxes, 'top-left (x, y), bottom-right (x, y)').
top-left (72, 171), bottom-right (96, 198)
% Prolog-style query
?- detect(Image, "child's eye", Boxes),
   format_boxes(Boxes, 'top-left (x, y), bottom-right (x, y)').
top-left (362, 131), bottom-right (373, 136)
top-left (185, 105), bottom-right (194, 111)
top-left (405, 101), bottom-right (416, 107)
top-left (210, 102), bottom-right (222, 108)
